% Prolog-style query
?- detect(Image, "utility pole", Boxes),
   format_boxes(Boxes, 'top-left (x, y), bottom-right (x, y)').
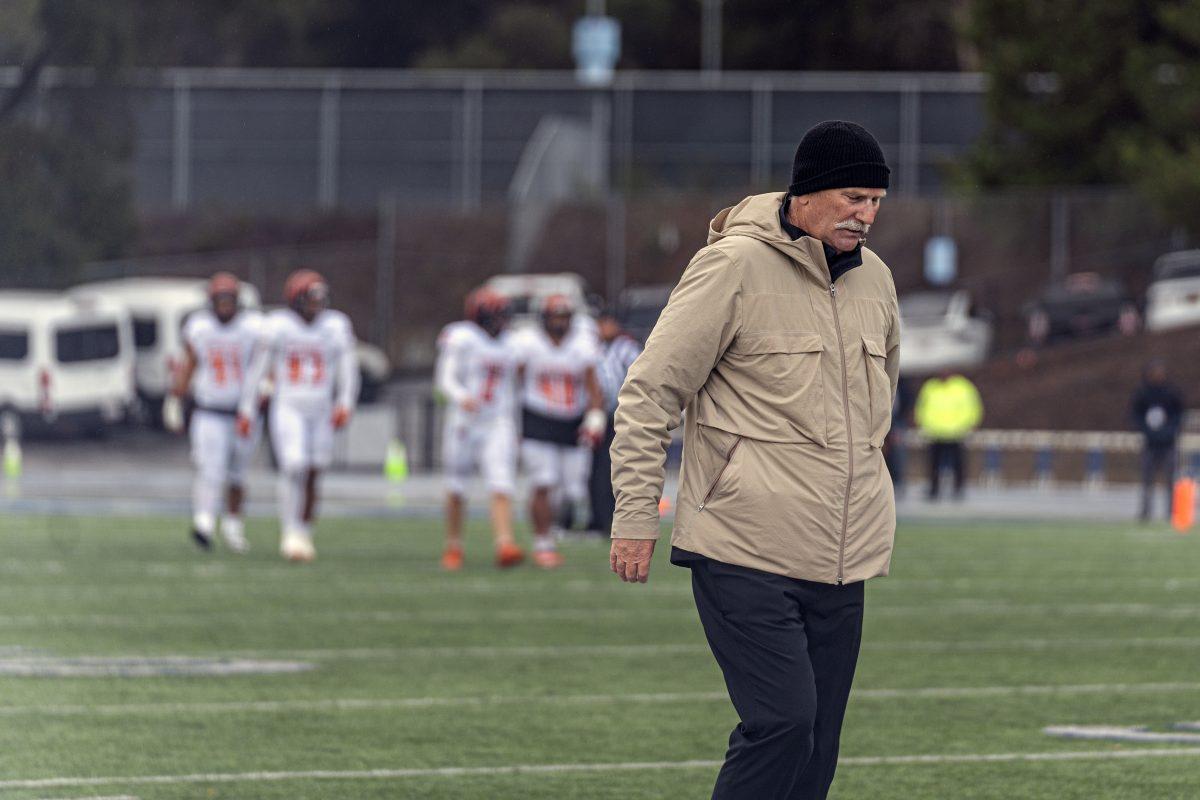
top-left (701, 0), bottom-right (722, 73)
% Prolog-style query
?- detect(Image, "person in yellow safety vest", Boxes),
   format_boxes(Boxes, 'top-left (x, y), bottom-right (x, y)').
top-left (915, 370), bottom-right (984, 501)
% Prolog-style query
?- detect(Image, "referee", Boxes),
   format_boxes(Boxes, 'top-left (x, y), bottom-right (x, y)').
top-left (587, 307), bottom-right (642, 536)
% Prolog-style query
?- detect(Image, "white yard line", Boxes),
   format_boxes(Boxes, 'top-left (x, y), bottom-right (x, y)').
top-left (6, 749), bottom-right (1200, 790)
top-left (12, 636), bottom-right (1200, 665)
top-left (10, 600), bottom-right (1200, 629)
top-left (1045, 725), bottom-right (1200, 744)
top-left (251, 635), bottom-right (1200, 659)
top-left (4, 681), bottom-right (1199, 718)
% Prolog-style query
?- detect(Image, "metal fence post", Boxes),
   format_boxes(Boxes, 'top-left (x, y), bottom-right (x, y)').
top-left (750, 78), bottom-right (773, 188)
top-left (460, 78), bottom-right (483, 211)
top-left (1035, 447), bottom-right (1054, 489)
top-left (171, 71), bottom-right (192, 211)
top-left (983, 446), bottom-right (1003, 488)
top-left (606, 190), bottom-right (626, 303)
top-left (1050, 193), bottom-right (1070, 282)
top-left (317, 77), bottom-right (341, 209)
top-left (1085, 447), bottom-right (1106, 492)
top-left (375, 191), bottom-right (398, 351)
top-left (898, 80), bottom-right (921, 195)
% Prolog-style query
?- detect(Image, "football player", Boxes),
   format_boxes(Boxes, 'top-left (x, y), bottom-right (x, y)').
top-left (511, 294), bottom-right (606, 568)
top-left (238, 269), bottom-right (359, 562)
top-left (166, 272), bottom-right (261, 553)
top-left (434, 287), bottom-right (525, 571)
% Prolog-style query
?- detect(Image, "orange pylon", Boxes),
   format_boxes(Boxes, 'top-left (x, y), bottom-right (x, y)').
top-left (1171, 477), bottom-right (1196, 533)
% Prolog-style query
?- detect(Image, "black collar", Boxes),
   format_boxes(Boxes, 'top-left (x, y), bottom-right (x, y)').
top-left (779, 194), bottom-right (864, 284)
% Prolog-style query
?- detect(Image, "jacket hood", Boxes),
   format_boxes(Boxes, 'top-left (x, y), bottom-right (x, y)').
top-left (708, 192), bottom-right (832, 284)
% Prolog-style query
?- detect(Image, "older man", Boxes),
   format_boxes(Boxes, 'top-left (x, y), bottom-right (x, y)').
top-left (610, 121), bottom-right (899, 799)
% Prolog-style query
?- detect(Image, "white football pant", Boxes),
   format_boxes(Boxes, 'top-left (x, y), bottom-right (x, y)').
top-left (443, 415), bottom-right (517, 496)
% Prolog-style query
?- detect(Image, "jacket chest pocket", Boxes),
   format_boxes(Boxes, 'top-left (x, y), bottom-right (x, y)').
top-left (861, 334), bottom-right (891, 448)
top-left (726, 331), bottom-right (827, 444)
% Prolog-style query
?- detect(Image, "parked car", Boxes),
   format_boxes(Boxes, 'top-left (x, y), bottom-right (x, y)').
top-left (898, 290), bottom-right (993, 376)
top-left (70, 277), bottom-right (261, 423)
top-left (1025, 272), bottom-right (1139, 345)
top-left (617, 284), bottom-right (673, 344)
top-left (1145, 249), bottom-right (1200, 332)
top-left (0, 291), bottom-right (135, 435)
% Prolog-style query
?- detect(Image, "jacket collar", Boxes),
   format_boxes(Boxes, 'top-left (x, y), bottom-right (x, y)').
top-left (779, 193), bottom-right (864, 284)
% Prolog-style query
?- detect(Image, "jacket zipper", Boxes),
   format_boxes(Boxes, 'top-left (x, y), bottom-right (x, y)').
top-left (830, 282), bottom-right (852, 585)
top-left (697, 436), bottom-right (742, 511)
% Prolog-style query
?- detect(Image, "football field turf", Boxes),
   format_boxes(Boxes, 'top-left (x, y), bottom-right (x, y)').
top-left (1, 513), bottom-right (1199, 799)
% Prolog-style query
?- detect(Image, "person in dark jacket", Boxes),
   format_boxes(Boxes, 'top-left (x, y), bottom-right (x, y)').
top-left (1130, 359), bottom-right (1185, 521)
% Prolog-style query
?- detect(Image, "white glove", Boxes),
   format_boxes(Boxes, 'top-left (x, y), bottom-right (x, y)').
top-left (162, 394), bottom-right (184, 433)
top-left (578, 408), bottom-right (607, 448)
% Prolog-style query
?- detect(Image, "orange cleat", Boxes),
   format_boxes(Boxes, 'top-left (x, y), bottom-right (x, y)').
top-left (495, 541), bottom-right (525, 569)
top-left (441, 545), bottom-right (464, 571)
top-left (532, 548), bottom-right (564, 569)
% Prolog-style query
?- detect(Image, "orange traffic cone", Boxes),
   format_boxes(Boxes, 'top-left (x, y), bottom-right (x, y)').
top-left (1171, 477), bottom-right (1196, 533)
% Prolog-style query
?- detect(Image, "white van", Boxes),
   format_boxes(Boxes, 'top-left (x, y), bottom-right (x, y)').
top-left (71, 277), bottom-right (261, 419)
top-left (0, 292), bottom-right (135, 434)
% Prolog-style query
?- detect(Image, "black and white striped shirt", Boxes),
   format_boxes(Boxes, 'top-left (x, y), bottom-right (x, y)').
top-left (597, 333), bottom-right (642, 412)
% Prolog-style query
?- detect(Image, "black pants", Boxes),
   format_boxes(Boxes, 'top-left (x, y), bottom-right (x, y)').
top-left (1140, 446), bottom-right (1177, 521)
top-left (927, 440), bottom-right (965, 499)
top-left (686, 557), bottom-right (864, 800)
top-left (586, 413), bottom-right (617, 533)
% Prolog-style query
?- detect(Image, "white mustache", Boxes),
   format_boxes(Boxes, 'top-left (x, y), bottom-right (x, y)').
top-left (835, 220), bottom-right (870, 234)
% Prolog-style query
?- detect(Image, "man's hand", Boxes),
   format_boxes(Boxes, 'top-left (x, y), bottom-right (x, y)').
top-left (610, 538), bottom-right (656, 583)
top-left (331, 405), bottom-right (351, 430)
top-left (460, 398), bottom-right (481, 414)
top-left (235, 414), bottom-right (253, 439)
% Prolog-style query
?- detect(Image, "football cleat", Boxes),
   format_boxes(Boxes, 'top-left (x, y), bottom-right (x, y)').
top-left (532, 549), bottom-right (564, 569)
top-left (280, 529), bottom-right (316, 563)
top-left (441, 545), bottom-right (464, 571)
top-left (220, 518), bottom-right (249, 555)
top-left (190, 527), bottom-right (213, 551)
top-left (191, 512), bottom-right (215, 551)
top-left (495, 541), bottom-right (525, 569)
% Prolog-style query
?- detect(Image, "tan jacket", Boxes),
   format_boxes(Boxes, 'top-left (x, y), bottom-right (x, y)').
top-left (610, 192), bottom-right (900, 584)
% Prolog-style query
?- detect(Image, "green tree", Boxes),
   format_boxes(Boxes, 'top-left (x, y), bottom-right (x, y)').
top-left (0, 0), bottom-right (138, 288)
top-left (966, 0), bottom-right (1200, 234)
top-left (964, 0), bottom-right (1150, 187)
top-left (416, 3), bottom-right (572, 69)
top-left (1118, 0), bottom-right (1200, 231)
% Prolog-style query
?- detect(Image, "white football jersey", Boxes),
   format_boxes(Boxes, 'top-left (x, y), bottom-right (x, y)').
top-left (511, 325), bottom-right (599, 419)
top-left (435, 321), bottom-right (518, 420)
top-left (260, 308), bottom-right (357, 409)
top-left (183, 309), bottom-right (263, 410)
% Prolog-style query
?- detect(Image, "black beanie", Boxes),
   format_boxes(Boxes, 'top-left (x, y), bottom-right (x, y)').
top-left (788, 120), bottom-right (890, 196)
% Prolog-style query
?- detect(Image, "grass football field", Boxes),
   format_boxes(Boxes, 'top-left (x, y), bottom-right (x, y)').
top-left (0, 513), bottom-right (1199, 799)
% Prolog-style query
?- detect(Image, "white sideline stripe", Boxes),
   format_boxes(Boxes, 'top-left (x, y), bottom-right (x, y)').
top-left (33, 796), bottom-right (139, 800)
top-left (5, 682), bottom-right (1200, 718)
top-left (7, 749), bottom-right (1200, 790)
